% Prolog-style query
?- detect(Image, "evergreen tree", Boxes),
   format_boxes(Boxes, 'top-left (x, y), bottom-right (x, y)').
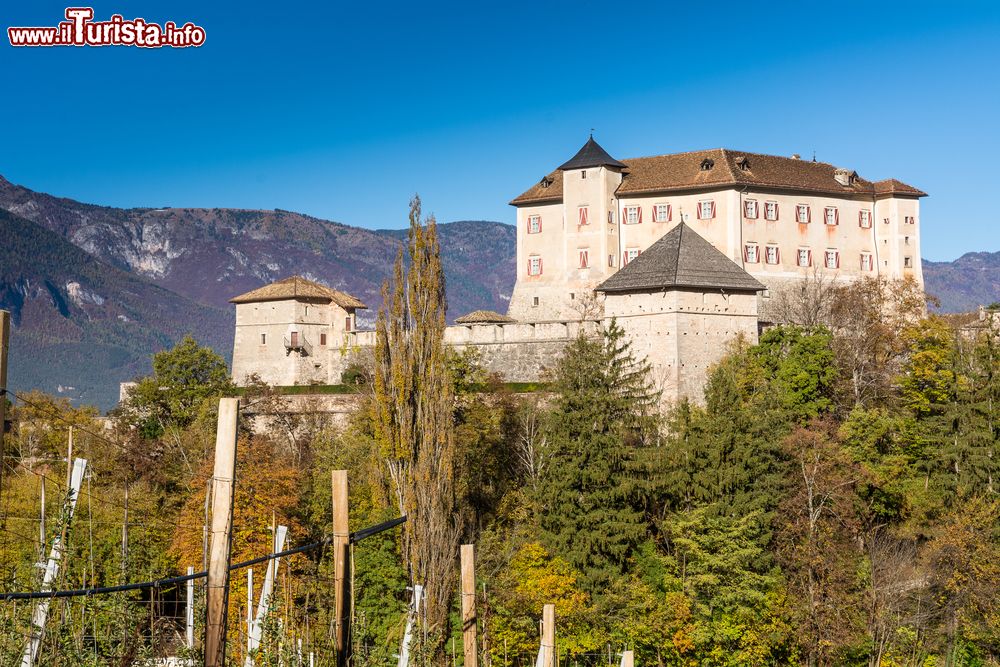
top-left (535, 320), bottom-right (660, 594)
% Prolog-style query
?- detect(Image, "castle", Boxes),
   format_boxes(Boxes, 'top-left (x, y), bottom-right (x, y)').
top-left (230, 138), bottom-right (925, 404)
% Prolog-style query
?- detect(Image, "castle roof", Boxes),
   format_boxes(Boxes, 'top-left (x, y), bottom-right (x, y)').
top-left (511, 147), bottom-right (926, 205)
top-left (595, 223), bottom-right (765, 294)
top-left (229, 275), bottom-right (367, 309)
top-left (557, 136), bottom-right (627, 171)
top-left (454, 309), bottom-right (516, 324)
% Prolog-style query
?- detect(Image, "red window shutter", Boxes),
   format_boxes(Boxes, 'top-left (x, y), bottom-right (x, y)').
top-left (775, 203), bottom-right (779, 220)
top-left (807, 249), bottom-right (813, 266)
top-left (623, 251), bottom-right (628, 265)
top-left (638, 207), bottom-right (643, 224)
top-left (539, 258), bottom-right (543, 275)
top-left (539, 217), bottom-right (542, 233)
top-left (710, 201), bottom-right (716, 218)
top-left (743, 245), bottom-right (748, 262)
top-left (668, 204), bottom-right (672, 221)
top-left (526, 260), bottom-right (531, 274)
top-left (859, 210), bottom-right (864, 226)
top-left (776, 247), bottom-right (781, 264)
top-left (697, 204), bottom-right (703, 220)
top-left (836, 252), bottom-right (840, 268)
top-left (834, 209), bottom-right (840, 225)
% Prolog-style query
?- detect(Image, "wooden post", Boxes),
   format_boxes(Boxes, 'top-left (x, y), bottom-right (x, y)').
top-left (205, 397), bottom-right (239, 667)
top-left (541, 604), bottom-right (555, 667)
top-left (332, 470), bottom-right (351, 667)
top-left (460, 544), bottom-right (478, 667)
top-left (621, 651), bottom-right (634, 667)
top-left (0, 310), bottom-right (10, 500)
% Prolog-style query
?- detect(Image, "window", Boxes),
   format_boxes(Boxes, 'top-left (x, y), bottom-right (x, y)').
top-left (260, 333), bottom-right (267, 345)
top-left (904, 236), bottom-right (910, 245)
top-left (581, 170), bottom-right (587, 179)
top-left (527, 256), bottom-right (543, 276)
top-left (796, 204), bottom-right (811, 223)
top-left (532, 297), bottom-right (539, 307)
top-left (860, 253), bottom-right (873, 271)
top-left (578, 249), bottom-right (590, 268)
top-left (623, 248), bottom-right (640, 265)
top-left (698, 200), bottom-right (715, 220)
top-left (744, 199), bottom-right (759, 219)
top-left (904, 215), bottom-right (915, 225)
top-left (608, 254), bottom-right (616, 267)
top-left (824, 207), bottom-right (839, 226)
top-left (797, 248), bottom-right (812, 267)
top-left (578, 206), bottom-right (589, 225)
top-left (527, 215), bottom-right (541, 234)
top-left (859, 209), bottom-right (872, 228)
top-left (290, 331), bottom-right (299, 347)
top-left (344, 317), bottom-right (352, 332)
top-left (883, 217), bottom-right (890, 225)
top-left (764, 200), bottom-right (779, 221)
top-left (824, 249), bottom-right (840, 269)
top-left (623, 206), bottom-right (641, 224)
top-left (904, 257), bottom-right (913, 268)
top-left (608, 210), bottom-right (613, 224)
top-left (320, 333), bottom-right (328, 346)
top-left (654, 203), bottom-right (671, 222)
top-left (744, 243), bottom-right (759, 263)
top-left (765, 245), bottom-right (780, 265)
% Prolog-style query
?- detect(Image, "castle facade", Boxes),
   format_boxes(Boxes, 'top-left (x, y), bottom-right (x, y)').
top-left (508, 138), bottom-right (925, 321)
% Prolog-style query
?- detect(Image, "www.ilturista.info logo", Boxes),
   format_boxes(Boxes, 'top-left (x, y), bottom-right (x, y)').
top-left (8, 8), bottom-right (205, 48)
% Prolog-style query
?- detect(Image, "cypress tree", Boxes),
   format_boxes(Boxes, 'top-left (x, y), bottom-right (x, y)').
top-left (535, 320), bottom-right (660, 594)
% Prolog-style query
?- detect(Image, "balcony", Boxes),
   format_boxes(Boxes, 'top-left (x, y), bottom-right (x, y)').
top-left (283, 333), bottom-right (313, 357)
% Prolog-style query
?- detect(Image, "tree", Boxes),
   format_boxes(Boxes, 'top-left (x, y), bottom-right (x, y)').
top-left (774, 422), bottom-right (865, 666)
top-left (535, 320), bottom-right (660, 594)
top-left (115, 335), bottom-right (232, 439)
top-left (829, 276), bottom-right (926, 408)
top-left (372, 195), bottom-right (461, 659)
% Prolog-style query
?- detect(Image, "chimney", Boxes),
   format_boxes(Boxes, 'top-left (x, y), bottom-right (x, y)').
top-left (791, 154), bottom-right (801, 160)
top-left (834, 168), bottom-right (853, 187)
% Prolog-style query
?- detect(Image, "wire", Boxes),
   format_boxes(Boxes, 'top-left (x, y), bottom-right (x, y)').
top-left (0, 515), bottom-right (405, 601)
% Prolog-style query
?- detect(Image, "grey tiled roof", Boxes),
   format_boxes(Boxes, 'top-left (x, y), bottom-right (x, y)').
top-left (596, 223), bottom-right (765, 293)
top-left (557, 136), bottom-right (627, 171)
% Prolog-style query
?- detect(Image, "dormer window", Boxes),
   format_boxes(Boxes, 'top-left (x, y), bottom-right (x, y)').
top-left (700, 158), bottom-right (715, 171)
top-left (540, 177), bottom-right (552, 189)
top-left (833, 168), bottom-right (855, 187)
top-left (736, 156), bottom-right (750, 170)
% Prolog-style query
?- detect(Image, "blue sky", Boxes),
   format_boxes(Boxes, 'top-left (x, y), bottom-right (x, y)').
top-left (2, 1), bottom-right (998, 261)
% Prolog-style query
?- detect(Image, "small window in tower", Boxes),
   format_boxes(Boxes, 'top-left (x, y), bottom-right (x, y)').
top-left (861, 253), bottom-right (873, 271)
top-left (904, 257), bottom-right (913, 268)
top-left (578, 206), bottom-right (589, 226)
top-left (527, 215), bottom-right (541, 234)
top-left (345, 316), bottom-right (352, 331)
top-left (532, 297), bottom-right (540, 307)
top-left (320, 333), bottom-right (327, 346)
top-left (578, 249), bottom-right (590, 269)
top-left (260, 333), bottom-right (267, 345)
top-left (581, 170), bottom-right (587, 179)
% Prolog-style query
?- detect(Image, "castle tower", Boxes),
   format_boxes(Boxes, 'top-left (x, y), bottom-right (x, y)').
top-left (508, 136), bottom-right (626, 321)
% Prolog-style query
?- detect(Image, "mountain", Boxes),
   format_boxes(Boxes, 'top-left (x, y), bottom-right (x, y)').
top-left (924, 252), bottom-right (1000, 313)
top-left (0, 208), bottom-right (234, 409)
top-left (0, 175), bottom-right (516, 409)
top-left (0, 176), bottom-right (516, 321)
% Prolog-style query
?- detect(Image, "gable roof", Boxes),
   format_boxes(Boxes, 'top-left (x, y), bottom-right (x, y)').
top-left (557, 136), bottom-right (628, 171)
top-left (454, 309), bottom-right (516, 324)
top-left (230, 275), bottom-right (367, 309)
top-left (512, 147), bottom-right (926, 205)
top-left (595, 223), bottom-right (765, 294)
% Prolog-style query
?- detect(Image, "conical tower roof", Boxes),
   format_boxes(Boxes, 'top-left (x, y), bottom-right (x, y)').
top-left (557, 136), bottom-right (627, 171)
top-left (596, 223), bottom-right (764, 293)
